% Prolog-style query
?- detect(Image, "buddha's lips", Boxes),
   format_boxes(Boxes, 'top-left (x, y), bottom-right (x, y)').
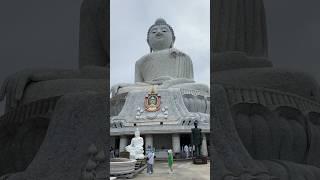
top-left (156, 34), bottom-right (163, 38)
top-left (155, 36), bottom-right (164, 40)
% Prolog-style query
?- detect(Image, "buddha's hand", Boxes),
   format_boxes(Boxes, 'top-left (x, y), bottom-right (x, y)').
top-left (0, 69), bottom-right (43, 109)
top-left (147, 76), bottom-right (174, 85)
top-left (160, 78), bottom-right (195, 89)
top-left (0, 68), bottom-right (81, 110)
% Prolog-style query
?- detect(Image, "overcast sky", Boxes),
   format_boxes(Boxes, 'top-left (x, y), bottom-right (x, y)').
top-left (110, 0), bottom-right (210, 87)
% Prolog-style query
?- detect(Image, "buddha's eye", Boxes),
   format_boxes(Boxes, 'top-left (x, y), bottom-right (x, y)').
top-left (162, 30), bottom-right (167, 32)
top-left (152, 31), bottom-right (156, 34)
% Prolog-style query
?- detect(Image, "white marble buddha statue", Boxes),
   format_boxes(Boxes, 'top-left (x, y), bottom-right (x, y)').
top-left (125, 128), bottom-right (144, 160)
top-left (111, 18), bottom-right (209, 96)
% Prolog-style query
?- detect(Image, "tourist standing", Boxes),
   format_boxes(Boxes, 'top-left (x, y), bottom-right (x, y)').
top-left (110, 147), bottom-right (115, 158)
top-left (146, 146), bottom-right (155, 175)
top-left (146, 145), bottom-right (151, 155)
top-left (184, 145), bottom-right (189, 158)
top-left (181, 144), bottom-right (185, 158)
top-left (167, 149), bottom-right (174, 173)
top-left (115, 149), bottom-right (119, 157)
top-left (189, 145), bottom-right (193, 158)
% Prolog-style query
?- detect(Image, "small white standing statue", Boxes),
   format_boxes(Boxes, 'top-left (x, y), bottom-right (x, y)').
top-left (125, 128), bottom-right (144, 160)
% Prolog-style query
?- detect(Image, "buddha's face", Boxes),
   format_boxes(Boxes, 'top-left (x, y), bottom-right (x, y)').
top-left (148, 24), bottom-right (173, 51)
top-left (135, 130), bottom-right (140, 137)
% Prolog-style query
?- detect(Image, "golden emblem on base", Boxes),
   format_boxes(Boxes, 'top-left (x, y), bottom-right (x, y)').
top-left (144, 86), bottom-right (161, 112)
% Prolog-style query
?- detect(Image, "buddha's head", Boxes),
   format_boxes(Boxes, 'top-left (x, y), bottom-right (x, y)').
top-left (194, 120), bottom-right (198, 128)
top-left (147, 18), bottom-right (175, 52)
top-left (135, 128), bottom-right (140, 137)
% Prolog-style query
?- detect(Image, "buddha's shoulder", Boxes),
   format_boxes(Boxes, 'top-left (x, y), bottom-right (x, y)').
top-left (154, 48), bottom-right (190, 58)
top-left (168, 48), bottom-right (190, 58)
top-left (135, 52), bottom-right (160, 66)
top-left (135, 55), bottom-right (148, 66)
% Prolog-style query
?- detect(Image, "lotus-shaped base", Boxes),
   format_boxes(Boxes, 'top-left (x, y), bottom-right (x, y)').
top-left (110, 158), bottom-right (137, 175)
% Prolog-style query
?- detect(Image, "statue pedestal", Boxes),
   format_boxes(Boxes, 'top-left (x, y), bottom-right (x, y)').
top-left (111, 88), bottom-right (209, 133)
top-left (119, 151), bottom-right (130, 159)
top-left (135, 158), bottom-right (147, 170)
top-left (193, 155), bottom-right (208, 164)
top-left (110, 158), bottom-right (137, 175)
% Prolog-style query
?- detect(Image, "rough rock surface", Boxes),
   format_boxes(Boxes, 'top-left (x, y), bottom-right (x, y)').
top-left (213, 52), bottom-right (272, 72)
top-left (212, 1), bottom-right (320, 174)
top-left (79, 0), bottom-right (107, 68)
top-left (211, 85), bottom-right (271, 179)
top-left (0, 0), bottom-right (109, 179)
top-left (212, 84), bottom-right (320, 179)
top-left (214, 67), bottom-right (320, 101)
top-left (213, 0), bottom-right (268, 58)
top-left (6, 92), bottom-right (108, 180)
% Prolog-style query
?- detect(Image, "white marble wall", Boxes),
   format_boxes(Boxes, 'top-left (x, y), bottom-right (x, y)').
top-left (145, 134), bottom-right (153, 150)
top-left (201, 134), bottom-right (208, 156)
top-left (119, 136), bottom-right (128, 152)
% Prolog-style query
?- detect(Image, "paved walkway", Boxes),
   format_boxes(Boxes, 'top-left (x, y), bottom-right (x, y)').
top-left (119, 161), bottom-right (210, 180)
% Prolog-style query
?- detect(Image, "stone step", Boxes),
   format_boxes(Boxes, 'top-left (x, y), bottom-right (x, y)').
top-left (111, 164), bottom-right (147, 179)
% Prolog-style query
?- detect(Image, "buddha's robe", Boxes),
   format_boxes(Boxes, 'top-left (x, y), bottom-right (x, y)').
top-left (135, 49), bottom-right (193, 83)
top-left (111, 48), bottom-right (209, 96)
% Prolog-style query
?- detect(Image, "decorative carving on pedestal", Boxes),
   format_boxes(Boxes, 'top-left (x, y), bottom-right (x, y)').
top-left (111, 88), bottom-right (209, 134)
top-left (136, 106), bottom-right (168, 120)
top-left (0, 174), bottom-right (11, 180)
top-left (80, 144), bottom-right (106, 180)
top-left (144, 86), bottom-right (161, 112)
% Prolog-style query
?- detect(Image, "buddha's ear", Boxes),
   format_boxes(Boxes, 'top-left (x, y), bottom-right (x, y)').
top-left (170, 42), bottom-right (174, 48)
top-left (146, 38), bottom-right (152, 52)
top-left (170, 37), bottom-right (175, 48)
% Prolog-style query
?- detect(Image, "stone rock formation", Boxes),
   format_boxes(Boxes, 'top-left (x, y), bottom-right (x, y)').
top-left (213, 0), bottom-right (268, 57)
top-left (213, 0), bottom-right (320, 179)
top-left (213, 0), bottom-right (272, 72)
top-left (0, 0), bottom-right (107, 112)
top-left (0, 0), bottom-right (108, 179)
